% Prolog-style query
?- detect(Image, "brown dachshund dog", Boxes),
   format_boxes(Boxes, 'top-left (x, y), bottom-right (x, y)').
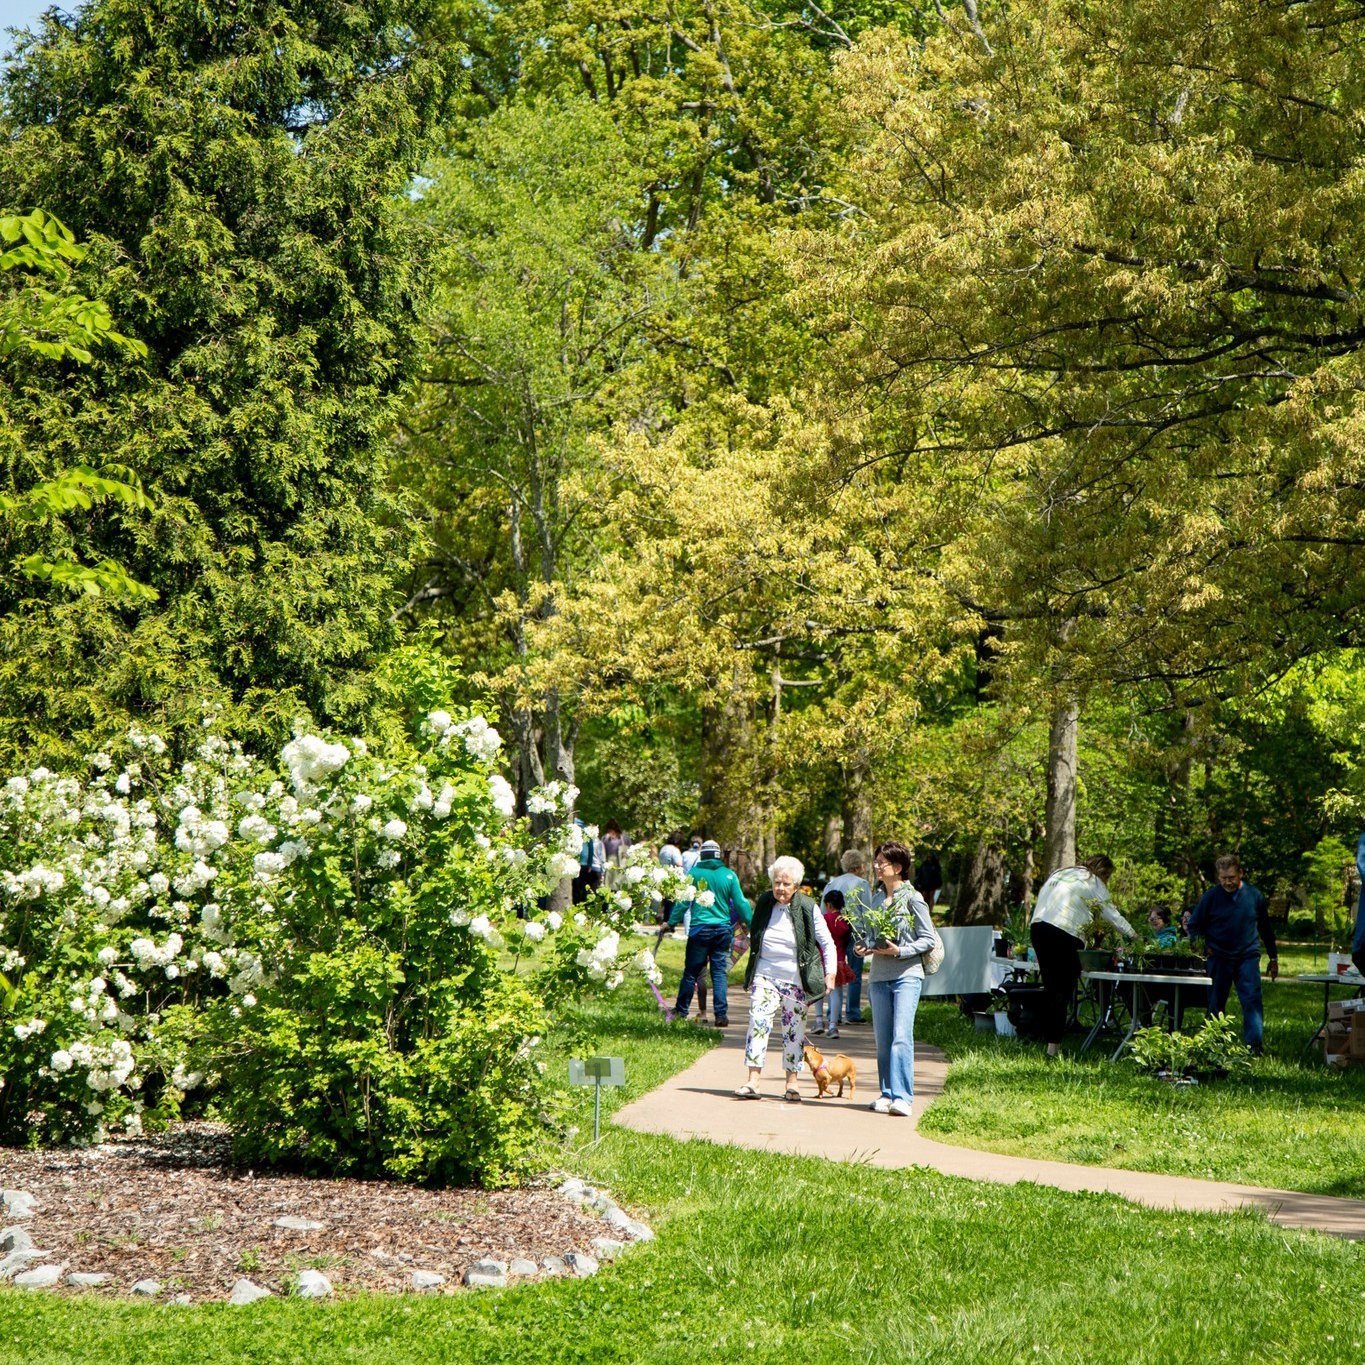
top-left (803, 1042), bottom-right (856, 1099)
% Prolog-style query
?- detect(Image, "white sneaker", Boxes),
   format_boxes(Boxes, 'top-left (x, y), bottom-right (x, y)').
top-left (870, 1097), bottom-right (892, 1113)
top-left (888, 1099), bottom-right (913, 1117)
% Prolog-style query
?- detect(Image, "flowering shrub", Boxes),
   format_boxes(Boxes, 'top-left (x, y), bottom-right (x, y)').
top-left (0, 708), bottom-right (659, 1186)
top-left (534, 844), bottom-right (684, 998)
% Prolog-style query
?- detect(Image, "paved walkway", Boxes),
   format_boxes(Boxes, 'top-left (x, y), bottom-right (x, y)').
top-left (614, 989), bottom-right (1365, 1238)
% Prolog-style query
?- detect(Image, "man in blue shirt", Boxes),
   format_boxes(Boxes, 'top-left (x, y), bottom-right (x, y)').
top-left (1185, 854), bottom-right (1278, 1053)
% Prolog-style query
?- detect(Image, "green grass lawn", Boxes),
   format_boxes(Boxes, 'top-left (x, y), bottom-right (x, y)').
top-left (914, 943), bottom-right (1365, 1194)
top-left (3, 933), bottom-right (1363, 1364)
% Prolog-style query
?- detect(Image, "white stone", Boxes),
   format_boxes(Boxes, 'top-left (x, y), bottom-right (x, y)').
top-left (563, 1252), bottom-right (599, 1278)
top-left (508, 1258), bottom-right (539, 1278)
top-left (624, 1219), bottom-right (655, 1242)
top-left (541, 1256), bottom-right (568, 1276)
top-left (13, 1264), bottom-right (64, 1289)
top-left (590, 1238), bottom-right (625, 1261)
top-left (228, 1278), bottom-right (273, 1305)
top-left (462, 1258), bottom-right (507, 1289)
top-left (600, 1205), bottom-right (633, 1233)
top-left (69, 1272), bottom-right (111, 1288)
top-left (0, 1250), bottom-right (44, 1280)
top-left (296, 1269), bottom-right (332, 1299)
top-left (131, 1279), bottom-right (161, 1296)
top-left (274, 1216), bottom-right (326, 1232)
top-left (558, 1178), bottom-right (588, 1201)
top-left (0, 1191), bottom-right (36, 1220)
top-left (0, 1226), bottom-right (34, 1253)
top-left (169, 1293), bottom-right (192, 1306)
top-left (410, 1270), bottom-right (446, 1291)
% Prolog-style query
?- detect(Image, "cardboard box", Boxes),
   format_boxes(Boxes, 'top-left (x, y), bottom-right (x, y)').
top-left (1324, 1020), bottom-right (1350, 1056)
top-left (1327, 998), bottom-right (1365, 1022)
top-left (1351, 1012), bottom-right (1365, 1060)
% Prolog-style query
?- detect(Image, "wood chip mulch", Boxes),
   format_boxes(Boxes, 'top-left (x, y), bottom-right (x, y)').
top-left (0, 1123), bottom-right (611, 1301)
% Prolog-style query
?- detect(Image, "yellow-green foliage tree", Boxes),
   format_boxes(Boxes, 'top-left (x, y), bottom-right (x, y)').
top-left (785, 0), bottom-right (1365, 871)
top-left (0, 209), bottom-right (154, 603)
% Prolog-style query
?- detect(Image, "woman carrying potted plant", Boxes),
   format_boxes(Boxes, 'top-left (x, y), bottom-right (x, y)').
top-left (857, 840), bottom-right (939, 1116)
top-left (1029, 855), bottom-right (1136, 1059)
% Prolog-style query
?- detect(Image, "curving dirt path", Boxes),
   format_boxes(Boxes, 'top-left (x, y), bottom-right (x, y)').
top-left (613, 989), bottom-right (1365, 1238)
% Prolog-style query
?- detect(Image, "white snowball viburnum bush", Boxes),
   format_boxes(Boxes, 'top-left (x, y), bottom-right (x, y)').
top-left (0, 699), bottom-right (661, 1186)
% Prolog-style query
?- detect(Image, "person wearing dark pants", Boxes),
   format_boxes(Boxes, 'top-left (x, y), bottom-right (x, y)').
top-left (675, 926), bottom-right (731, 1025)
top-left (1030, 919), bottom-right (1085, 1047)
top-left (1185, 854), bottom-right (1277, 1053)
top-left (1028, 855), bottom-right (1135, 1058)
top-left (668, 839), bottom-right (752, 1027)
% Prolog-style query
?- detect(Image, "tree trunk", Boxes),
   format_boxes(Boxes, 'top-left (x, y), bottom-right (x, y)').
top-left (1044, 695), bottom-right (1078, 874)
top-left (1022, 823), bottom-right (1040, 913)
top-left (841, 757), bottom-right (873, 851)
top-left (700, 665), bottom-right (766, 885)
top-left (821, 813), bottom-right (844, 875)
top-left (953, 838), bottom-right (1008, 925)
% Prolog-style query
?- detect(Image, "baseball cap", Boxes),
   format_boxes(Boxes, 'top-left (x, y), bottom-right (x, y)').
top-left (699, 839), bottom-right (722, 857)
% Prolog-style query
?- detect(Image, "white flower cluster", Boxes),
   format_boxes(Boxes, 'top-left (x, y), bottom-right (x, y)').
top-left (2, 862), bottom-right (66, 900)
top-left (467, 914), bottom-right (505, 948)
top-left (281, 734), bottom-right (350, 793)
top-left (576, 930), bottom-right (624, 988)
top-left (488, 773), bottom-right (516, 819)
top-left (423, 711), bottom-right (503, 766)
top-left (526, 780), bottom-right (578, 816)
top-left (67, 1036), bottom-right (136, 1092)
top-left (633, 948), bottom-right (664, 987)
top-left (546, 850), bottom-right (580, 882)
top-left (129, 932), bottom-right (184, 972)
top-left (455, 716), bottom-right (502, 764)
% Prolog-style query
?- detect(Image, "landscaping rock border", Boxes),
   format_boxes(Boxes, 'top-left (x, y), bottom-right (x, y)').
top-left (0, 1127), bottom-right (656, 1304)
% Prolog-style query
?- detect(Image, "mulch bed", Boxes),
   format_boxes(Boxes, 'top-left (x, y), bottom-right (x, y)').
top-left (0, 1123), bottom-right (609, 1301)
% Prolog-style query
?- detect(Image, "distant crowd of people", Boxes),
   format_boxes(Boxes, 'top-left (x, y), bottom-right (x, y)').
top-left (573, 814), bottom-right (1365, 1097)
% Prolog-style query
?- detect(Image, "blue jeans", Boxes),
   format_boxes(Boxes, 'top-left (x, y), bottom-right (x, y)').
top-left (845, 956), bottom-right (865, 1022)
top-left (1207, 953), bottom-right (1264, 1052)
top-left (869, 972), bottom-right (924, 1102)
top-left (675, 926), bottom-right (733, 1022)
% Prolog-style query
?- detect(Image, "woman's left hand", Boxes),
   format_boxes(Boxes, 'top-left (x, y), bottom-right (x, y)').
top-left (824, 972), bottom-right (836, 992)
top-left (873, 944), bottom-right (900, 957)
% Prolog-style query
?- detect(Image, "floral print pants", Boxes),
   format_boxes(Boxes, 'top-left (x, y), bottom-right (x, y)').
top-left (744, 974), bottom-right (808, 1073)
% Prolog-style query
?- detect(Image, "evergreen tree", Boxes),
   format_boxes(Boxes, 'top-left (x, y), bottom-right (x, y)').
top-left (0, 0), bottom-right (457, 759)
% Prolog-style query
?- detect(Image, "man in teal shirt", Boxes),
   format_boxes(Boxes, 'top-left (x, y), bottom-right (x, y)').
top-left (669, 840), bottom-right (752, 1027)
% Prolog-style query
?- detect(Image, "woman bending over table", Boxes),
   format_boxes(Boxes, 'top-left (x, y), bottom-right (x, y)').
top-left (1029, 855), bottom-right (1136, 1059)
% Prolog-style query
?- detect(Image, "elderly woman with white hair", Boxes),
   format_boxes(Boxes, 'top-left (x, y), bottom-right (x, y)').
top-left (734, 855), bottom-right (837, 1102)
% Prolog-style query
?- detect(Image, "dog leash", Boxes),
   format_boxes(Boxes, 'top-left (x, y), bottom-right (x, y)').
top-left (647, 978), bottom-right (675, 1022)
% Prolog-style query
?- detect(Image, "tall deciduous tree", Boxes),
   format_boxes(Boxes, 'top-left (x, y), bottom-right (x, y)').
top-left (795, 1), bottom-right (1365, 864)
top-left (396, 99), bottom-right (672, 808)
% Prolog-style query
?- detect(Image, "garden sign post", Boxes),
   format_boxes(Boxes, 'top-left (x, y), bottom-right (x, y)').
top-left (569, 1056), bottom-right (625, 1142)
